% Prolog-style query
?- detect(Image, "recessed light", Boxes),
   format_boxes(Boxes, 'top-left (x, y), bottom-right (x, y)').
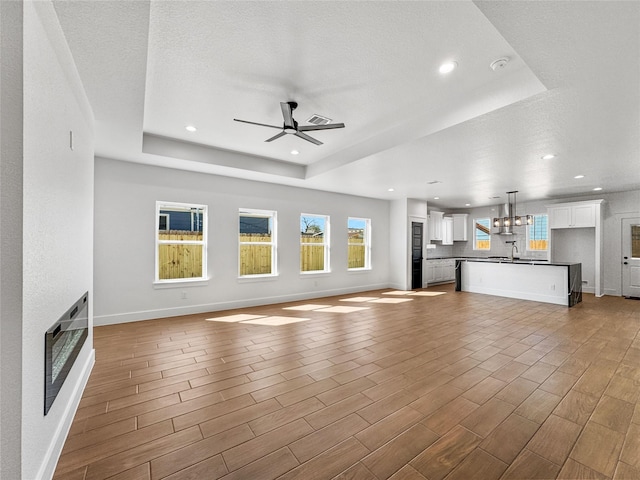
top-left (291, 150), bottom-right (299, 155)
top-left (439, 61), bottom-right (457, 74)
top-left (433, 197), bottom-right (440, 200)
top-left (388, 188), bottom-right (395, 192)
top-left (185, 125), bottom-right (197, 132)
top-left (465, 203), bottom-right (471, 207)
top-left (541, 154), bottom-right (556, 160)
top-left (593, 187), bottom-right (603, 191)
top-left (574, 175), bottom-right (585, 179)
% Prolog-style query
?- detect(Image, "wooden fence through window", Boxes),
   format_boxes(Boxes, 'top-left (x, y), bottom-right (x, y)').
top-left (158, 232), bottom-right (367, 278)
top-left (158, 231), bottom-right (203, 279)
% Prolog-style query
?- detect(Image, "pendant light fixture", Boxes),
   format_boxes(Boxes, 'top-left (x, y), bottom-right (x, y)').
top-left (493, 191), bottom-right (533, 234)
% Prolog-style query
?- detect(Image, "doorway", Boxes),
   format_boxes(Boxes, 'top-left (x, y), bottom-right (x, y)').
top-left (622, 217), bottom-right (640, 298)
top-left (411, 222), bottom-right (423, 289)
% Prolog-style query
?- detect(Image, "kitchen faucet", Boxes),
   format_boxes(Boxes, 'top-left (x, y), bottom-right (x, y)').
top-left (508, 241), bottom-right (518, 261)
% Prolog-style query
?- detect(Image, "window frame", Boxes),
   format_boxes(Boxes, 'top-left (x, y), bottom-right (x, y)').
top-left (473, 217), bottom-right (491, 251)
top-left (238, 208), bottom-right (278, 278)
top-left (154, 201), bottom-right (207, 284)
top-left (347, 217), bottom-right (371, 271)
top-left (526, 214), bottom-right (549, 252)
top-left (300, 213), bottom-right (330, 274)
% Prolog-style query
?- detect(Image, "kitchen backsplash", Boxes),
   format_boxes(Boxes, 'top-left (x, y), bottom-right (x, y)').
top-left (425, 243), bottom-right (453, 258)
top-left (453, 231), bottom-right (548, 259)
top-left (426, 231), bottom-right (548, 260)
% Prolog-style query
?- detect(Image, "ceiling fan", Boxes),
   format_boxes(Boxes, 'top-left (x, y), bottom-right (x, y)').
top-left (234, 101), bottom-right (345, 145)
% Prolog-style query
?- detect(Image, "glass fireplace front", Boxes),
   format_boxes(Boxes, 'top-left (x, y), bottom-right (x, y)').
top-left (44, 292), bottom-right (88, 415)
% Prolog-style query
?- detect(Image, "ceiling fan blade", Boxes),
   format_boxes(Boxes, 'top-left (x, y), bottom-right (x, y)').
top-left (295, 131), bottom-right (323, 145)
top-left (234, 119), bottom-right (282, 130)
top-left (265, 131), bottom-right (287, 142)
top-left (280, 102), bottom-right (295, 129)
top-left (298, 123), bottom-right (345, 132)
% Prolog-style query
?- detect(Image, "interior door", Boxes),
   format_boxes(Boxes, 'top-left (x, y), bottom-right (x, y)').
top-left (411, 222), bottom-right (423, 289)
top-left (622, 217), bottom-right (640, 298)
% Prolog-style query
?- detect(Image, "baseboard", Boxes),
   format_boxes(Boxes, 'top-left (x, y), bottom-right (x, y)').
top-left (38, 348), bottom-right (95, 480)
top-left (94, 283), bottom-right (390, 326)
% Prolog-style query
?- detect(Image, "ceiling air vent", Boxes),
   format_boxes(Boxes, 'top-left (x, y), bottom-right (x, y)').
top-left (306, 114), bottom-right (331, 126)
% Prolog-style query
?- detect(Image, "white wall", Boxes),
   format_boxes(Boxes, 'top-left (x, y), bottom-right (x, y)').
top-left (93, 158), bottom-right (390, 325)
top-left (0, 1), bottom-right (25, 477)
top-left (21, 3), bottom-right (95, 479)
top-left (388, 199), bottom-right (408, 289)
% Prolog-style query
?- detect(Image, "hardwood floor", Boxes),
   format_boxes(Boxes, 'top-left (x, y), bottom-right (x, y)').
top-left (53, 285), bottom-right (640, 480)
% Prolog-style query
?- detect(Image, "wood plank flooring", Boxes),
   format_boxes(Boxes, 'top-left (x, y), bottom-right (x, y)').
top-left (53, 285), bottom-right (640, 480)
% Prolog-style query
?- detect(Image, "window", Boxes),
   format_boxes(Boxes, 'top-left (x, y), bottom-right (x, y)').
top-left (348, 217), bottom-right (371, 270)
top-left (239, 209), bottom-right (277, 277)
top-left (301, 214), bottom-right (329, 273)
top-left (527, 214), bottom-right (549, 251)
top-left (155, 202), bottom-right (207, 282)
top-left (474, 218), bottom-right (491, 250)
top-left (158, 213), bottom-right (169, 231)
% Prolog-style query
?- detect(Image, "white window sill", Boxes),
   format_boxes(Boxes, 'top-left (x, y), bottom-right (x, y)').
top-left (237, 274), bottom-right (279, 283)
top-left (348, 268), bottom-right (372, 274)
top-left (153, 278), bottom-right (209, 289)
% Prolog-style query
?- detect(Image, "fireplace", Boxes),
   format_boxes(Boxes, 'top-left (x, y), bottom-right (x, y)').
top-left (44, 292), bottom-right (89, 415)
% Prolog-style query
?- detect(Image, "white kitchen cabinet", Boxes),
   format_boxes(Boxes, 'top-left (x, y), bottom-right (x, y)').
top-left (549, 203), bottom-right (596, 229)
top-left (546, 199), bottom-right (605, 297)
top-left (444, 259), bottom-right (455, 280)
top-left (426, 259), bottom-right (456, 284)
top-left (425, 262), bottom-right (436, 283)
top-left (442, 217), bottom-right (453, 245)
top-left (452, 214), bottom-right (468, 241)
top-left (429, 211), bottom-right (444, 241)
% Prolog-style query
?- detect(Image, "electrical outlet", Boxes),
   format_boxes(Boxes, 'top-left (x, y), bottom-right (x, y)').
top-left (181, 291), bottom-right (187, 299)
top-left (550, 284), bottom-right (555, 291)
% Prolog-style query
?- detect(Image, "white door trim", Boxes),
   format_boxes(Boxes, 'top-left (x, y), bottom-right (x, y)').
top-left (622, 217), bottom-right (640, 298)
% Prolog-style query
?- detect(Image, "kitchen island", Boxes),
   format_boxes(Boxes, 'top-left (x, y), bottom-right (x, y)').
top-left (455, 258), bottom-right (582, 307)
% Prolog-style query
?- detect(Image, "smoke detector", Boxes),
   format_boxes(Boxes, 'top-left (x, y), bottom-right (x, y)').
top-left (490, 57), bottom-right (510, 71)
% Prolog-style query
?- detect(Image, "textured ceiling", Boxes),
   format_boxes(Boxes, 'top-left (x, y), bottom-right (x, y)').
top-left (54, 0), bottom-right (639, 208)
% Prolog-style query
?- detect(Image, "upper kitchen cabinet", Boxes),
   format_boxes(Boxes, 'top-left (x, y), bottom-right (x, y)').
top-left (429, 211), bottom-right (444, 241)
top-left (548, 201), bottom-right (599, 229)
top-left (451, 214), bottom-right (468, 241)
top-left (442, 217), bottom-right (453, 245)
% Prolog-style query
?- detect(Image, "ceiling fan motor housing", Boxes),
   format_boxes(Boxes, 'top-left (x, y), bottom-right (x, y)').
top-left (233, 100), bottom-right (345, 146)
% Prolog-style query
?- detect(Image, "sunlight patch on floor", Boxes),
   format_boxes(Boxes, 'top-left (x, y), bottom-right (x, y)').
top-left (370, 298), bottom-right (414, 304)
top-left (283, 304), bottom-right (332, 311)
top-left (339, 296), bottom-right (380, 302)
top-left (242, 316), bottom-right (310, 326)
top-left (382, 290), bottom-right (415, 295)
top-left (314, 306), bottom-right (370, 313)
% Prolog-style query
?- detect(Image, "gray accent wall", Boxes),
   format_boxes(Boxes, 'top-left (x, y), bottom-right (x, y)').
top-left (93, 158), bottom-right (390, 325)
